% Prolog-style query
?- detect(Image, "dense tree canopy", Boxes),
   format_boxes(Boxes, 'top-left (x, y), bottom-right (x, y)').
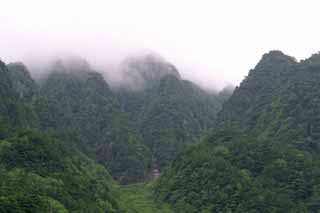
top-left (155, 51), bottom-right (320, 212)
top-left (0, 129), bottom-right (120, 212)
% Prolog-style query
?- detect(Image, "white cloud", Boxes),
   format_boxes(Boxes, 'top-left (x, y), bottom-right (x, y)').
top-left (0, 0), bottom-right (319, 89)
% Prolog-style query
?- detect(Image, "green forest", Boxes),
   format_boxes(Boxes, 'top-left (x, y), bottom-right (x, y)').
top-left (1, 50), bottom-right (320, 212)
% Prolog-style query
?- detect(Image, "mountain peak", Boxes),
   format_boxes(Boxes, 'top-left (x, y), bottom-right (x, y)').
top-left (0, 60), bottom-right (7, 72)
top-left (257, 50), bottom-right (296, 67)
top-left (50, 56), bottom-right (91, 74)
top-left (7, 62), bottom-right (30, 75)
top-left (264, 50), bottom-right (286, 56)
top-left (248, 50), bottom-right (297, 78)
top-left (119, 52), bottom-right (181, 90)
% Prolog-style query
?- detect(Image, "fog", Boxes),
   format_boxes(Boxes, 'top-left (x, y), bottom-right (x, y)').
top-left (1, 0), bottom-right (320, 90)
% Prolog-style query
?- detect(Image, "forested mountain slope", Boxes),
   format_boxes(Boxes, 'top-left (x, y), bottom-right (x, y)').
top-left (0, 61), bottom-right (36, 128)
top-left (114, 55), bottom-right (223, 170)
top-left (1, 53), bottom-right (224, 186)
top-left (136, 75), bottom-right (221, 169)
top-left (217, 50), bottom-right (320, 151)
top-left (34, 59), bottom-right (152, 183)
top-left (0, 60), bottom-right (122, 212)
top-left (0, 52), bottom-right (227, 211)
top-left (155, 51), bottom-right (320, 212)
top-left (0, 61), bottom-right (18, 124)
top-left (7, 62), bottom-right (39, 104)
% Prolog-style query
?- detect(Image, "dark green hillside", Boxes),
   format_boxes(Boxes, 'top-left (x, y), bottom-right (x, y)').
top-left (7, 62), bottom-right (39, 103)
top-left (0, 61), bottom-right (36, 128)
top-left (155, 51), bottom-right (320, 212)
top-left (114, 54), bottom-right (224, 171)
top-left (2, 54), bottom-right (223, 184)
top-left (217, 51), bottom-right (297, 131)
top-left (0, 129), bottom-right (121, 212)
top-left (0, 53), bottom-right (228, 211)
top-left (217, 51), bottom-right (320, 151)
top-left (0, 60), bottom-right (18, 123)
top-left (35, 59), bottom-right (152, 183)
top-left (137, 75), bottom-right (222, 169)
top-left (155, 129), bottom-right (320, 212)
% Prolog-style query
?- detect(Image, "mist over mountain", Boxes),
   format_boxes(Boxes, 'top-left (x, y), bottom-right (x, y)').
top-left (110, 52), bottom-right (181, 91)
top-left (3, 0), bottom-right (320, 212)
top-left (4, 48), bottom-right (320, 212)
top-left (0, 49), bottom-right (231, 211)
top-left (0, 52), bottom-right (227, 185)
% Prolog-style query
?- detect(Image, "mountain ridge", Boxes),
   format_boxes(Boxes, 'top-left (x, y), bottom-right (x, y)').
top-left (155, 50), bottom-right (320, 212)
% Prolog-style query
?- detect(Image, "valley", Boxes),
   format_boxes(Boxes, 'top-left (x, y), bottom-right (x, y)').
top-left (1, 50), bottom-right (320, 212)
top-left (117, 182), bottom-right (173, 213)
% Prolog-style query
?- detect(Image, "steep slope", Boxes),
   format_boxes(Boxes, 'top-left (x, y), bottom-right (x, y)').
top-left (0, 61), bottom-right (18, 124)
top-left (0, 60), bottom-right (124, 212)
top-left (0, 61), bottom-right (36, 128)
top-left (6, 62), bottom-right (39, 128)
top-left (217, 51), bottom-right (320, 151)
top-left (155, 51), bottom-right (320, 212)
top-left (217, 50), bottom-right (297, 135)
top-left (217, 85), bottom-right (235, 103)
top-left (118, 53), bottom-right (181, 90)
top-left (138, 75), bottom-right (222, 169)
top-left (1, 54), bottom-right (225, 186)
top-left (114, 54), bottom-right (223, 171)
top-left (35, 59), bottom-right (152, 183)
top-left (7, 62), bottom-right (39, 104)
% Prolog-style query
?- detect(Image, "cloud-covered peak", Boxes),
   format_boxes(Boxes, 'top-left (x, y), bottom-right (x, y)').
top-left (50, 55), bottom-right (91, 73)
top-left (117, 51), bottom-right (181, 90)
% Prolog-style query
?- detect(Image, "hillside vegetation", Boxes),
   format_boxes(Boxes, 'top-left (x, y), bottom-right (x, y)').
top-left (155, 51), bottom-right (320, 212)
top-left (0, 52), bottom-right (226, 212)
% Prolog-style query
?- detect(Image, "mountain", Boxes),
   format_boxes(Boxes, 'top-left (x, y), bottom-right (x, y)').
top-left (114, 54), bottom-right (223, 171)
top-left (34, 58), bottom-right (152, 184)
top-left (0, 54), bottom-right (224, 185)
top-left (155, 51), bottom-right (320, 212)
top-left (7, 62), bottom-right (39, 104)
top-left (0, 60), bottom-right (37, 128)
top-left (217, 50), bottom-right (320, 151)
top-left (217, 85), bottom-right (235, 103)
top-left (117, 53), bottom-right (181, 90)
top-left (0, 60), bottom-right (122, 212)
top-left (216, 50), bottom-right (297, 135)
top-left (136, 75), bottom-right (222, 169)
top-left (0, 60), bottom-right (18, 124)
top-left (0, 52), bottom-right (228, 211)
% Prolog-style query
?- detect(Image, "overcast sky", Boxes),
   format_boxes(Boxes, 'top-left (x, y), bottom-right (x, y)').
top-left (1, 0), bottom-right (320, 89)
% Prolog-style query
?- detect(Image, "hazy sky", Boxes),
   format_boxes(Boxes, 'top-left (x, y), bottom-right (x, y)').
top-left (1, 0), bottom-right (320, 89)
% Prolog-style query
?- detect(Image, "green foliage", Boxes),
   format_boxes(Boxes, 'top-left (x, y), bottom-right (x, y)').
top-left (0, 129), bottom-right (121, 212)
top-left (35, 67), bottom-right (152, 183)
top-left (33, 57), bottom-right (223, 183)
top-left (155, 129), bottom-right (320, 212)
top-left (116, 75), bottom-right (223, 171)
top-left (155, 51), bottom-right (320, 212)
top-left (0, 61), bottom-right (38, 128)
top-left (7, 62), bottom-right (39, 104)
top-left (2, 130), bottom-right (66, 175)
top-left (117, 183), bottom-right (173, 213)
